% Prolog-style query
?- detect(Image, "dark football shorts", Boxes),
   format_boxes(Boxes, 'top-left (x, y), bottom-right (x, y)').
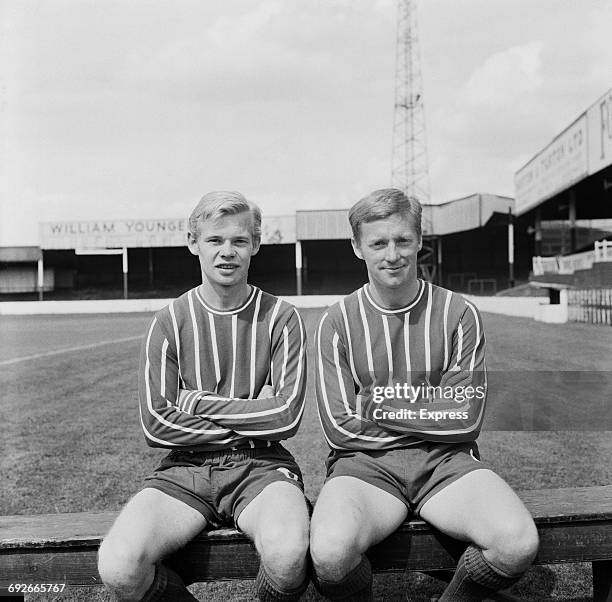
top-left (143, 442), bottom-right (304, 528)
top-left (325, 440), bottom-right (493, 515)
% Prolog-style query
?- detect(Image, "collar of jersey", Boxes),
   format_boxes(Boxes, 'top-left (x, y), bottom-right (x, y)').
top-left (194, 284), bottom-right (258, 315)
top-left (362, 278), bottom-right (425, 314)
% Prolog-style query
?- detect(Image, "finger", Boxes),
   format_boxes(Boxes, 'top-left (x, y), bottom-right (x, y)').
top-left (257, 385), bottom-right (275, 399)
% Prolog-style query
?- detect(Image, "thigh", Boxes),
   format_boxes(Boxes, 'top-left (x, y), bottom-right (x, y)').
top-left (104, 487), bottom-right (208, 562)
top-left (312, 476), bottom-right (409, 551)
top-left (238, 480), bottom-right (308, 540)
top-left (419, 469), bottom-right (533, 548)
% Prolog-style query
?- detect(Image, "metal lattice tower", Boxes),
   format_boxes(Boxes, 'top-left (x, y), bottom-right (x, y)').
top-left (391, 0), bottom-right (437, 281)
top-left (391, 0), bottom-right (430, 206)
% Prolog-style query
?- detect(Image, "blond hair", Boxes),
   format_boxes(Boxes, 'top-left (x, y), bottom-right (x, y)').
top-left (188, 191), bottom-right (262, 243)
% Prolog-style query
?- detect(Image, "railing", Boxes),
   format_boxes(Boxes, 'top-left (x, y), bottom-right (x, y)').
top-left (567, 288), bottom-right (612, 326)
top-left (594, 240), bottom-right (612, 262)
top-left (559, 250), bottom-right (596, 274)
top-left (532, 240), bottom-right (612, 276)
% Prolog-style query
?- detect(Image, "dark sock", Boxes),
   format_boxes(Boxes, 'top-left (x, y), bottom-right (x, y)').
top-left (439, 545), bottom-right (524, 601)
top-left (140, 563), bottom-right (199, 602)
top-left (312, 555), bottom-right (372, 601)
top-left (255, 564), bottom-right (309, 601)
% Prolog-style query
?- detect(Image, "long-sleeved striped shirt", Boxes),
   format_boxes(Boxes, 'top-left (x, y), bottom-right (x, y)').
top-left (139, 285), bottom-right (307, 450)
top-left (315, 280), bottom-right (487, 451)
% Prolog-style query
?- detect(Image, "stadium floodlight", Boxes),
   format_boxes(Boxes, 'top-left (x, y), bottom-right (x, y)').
top-left (391, 0), bottom-right (430, 206)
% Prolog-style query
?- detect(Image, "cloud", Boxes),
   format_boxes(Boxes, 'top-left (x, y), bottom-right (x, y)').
top-left (121, 1), bottom-right (395, 103)
top-left (426, 40), bottom-right (562, 200)
top-left (3, 0), bottom-right (612, 245)
top-left (462, 41), bottom-right (544, 108)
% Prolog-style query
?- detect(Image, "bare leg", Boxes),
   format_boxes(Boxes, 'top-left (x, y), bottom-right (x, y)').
top-left (98, 488), bottom-right (207, 601)
top-left (238, 481), bottom-right (310, 593)
top-left (310, 476), bottom-right (408, 599)
top-left (419, 469), bottom-right (539, 599)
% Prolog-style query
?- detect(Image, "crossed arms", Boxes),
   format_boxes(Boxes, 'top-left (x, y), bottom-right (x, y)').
top-left (315, 302), bottom-right (487, 449)
top-left (138, 308), bottom-right (307, 448)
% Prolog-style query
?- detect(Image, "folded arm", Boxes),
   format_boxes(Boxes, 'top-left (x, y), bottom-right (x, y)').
top-left (315, 311), bottom-right (411, 450)
top-left (139, 316), bottom-right (241, 448)
top-left (176, 308), bottom-right (307, 440)
top-left (373, 301), bottom-right (487, 441)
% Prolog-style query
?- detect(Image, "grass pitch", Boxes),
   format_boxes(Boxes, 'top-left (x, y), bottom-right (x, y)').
top-left (1, 309), bottom-right (611, 601)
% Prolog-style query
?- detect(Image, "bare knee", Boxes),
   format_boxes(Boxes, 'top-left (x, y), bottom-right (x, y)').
top-left (310, 521), bottom-right (363, 582)
top-left (98, 535), bottom-right (154, 599)
top-left (485, 517), bottom-right (539, 574)
top-left (257, 521), bottom-right (309, 587)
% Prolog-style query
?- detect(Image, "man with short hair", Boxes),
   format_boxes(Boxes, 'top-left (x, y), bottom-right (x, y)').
top-left (310, 188), bottom-right (538, 600)
top-left (98, 191), bottom-right (309, 601)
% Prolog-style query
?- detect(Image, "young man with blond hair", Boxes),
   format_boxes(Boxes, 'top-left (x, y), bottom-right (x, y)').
top-left (310, 188), bottom-right (538, 600)
top-left (98, 191), bottom-right (310, 601)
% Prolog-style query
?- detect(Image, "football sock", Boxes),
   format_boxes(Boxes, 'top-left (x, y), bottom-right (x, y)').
top-left (140, 563), bottom-right (199, 602)
top-left (255, 564), bottom-right (309, 601)
top-left (312, 555), bottom-right (373, 601)
top-left (439, 545), bottom-right (524, 601)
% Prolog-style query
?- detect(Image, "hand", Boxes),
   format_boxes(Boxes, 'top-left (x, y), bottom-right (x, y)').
top-left (257, 385), bottom-right (275, 399)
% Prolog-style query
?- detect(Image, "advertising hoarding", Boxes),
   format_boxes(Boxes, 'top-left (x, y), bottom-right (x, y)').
top-left (40, 215), bottom-right (296, 250)
top-left (514, 115), bottom-right (588, 215)
top-left (587, 87), bottom-right (612, 176)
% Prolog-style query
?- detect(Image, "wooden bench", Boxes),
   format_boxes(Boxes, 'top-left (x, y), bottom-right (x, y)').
top-left (1, 486), bottom-right (611, 600)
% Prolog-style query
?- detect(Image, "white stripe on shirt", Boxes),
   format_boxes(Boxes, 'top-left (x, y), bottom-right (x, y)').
top-left (465, 301), bottom-right (481, 373)
top-left (230, 314), bottom-right (237, 397)
top-left (443, 290), bottom-right (452, 371)
top-left (333, 332), bottom-right (352, 416)
top-left (340, 298), bottom-right (362, 388)
top-left (188, 290), bottom-right (202, 389)
top-left (208, 312), bottom-right (221, 390)
top-left (456, 322), bottom-right (464, 368)
top-left (249, 290), bottom-right (262, 398)
top-left (357, 289), bottom-right (374, 378)
top-left (424, 282), bottom-right (432, 382)
top-left (279, 325), bottom-right (289, 389)
top-left (381, 314), bottom-right (393, 385)
top-left (160, 338), bottom-right (168, 401)
top-left (169, 301), bottom-right (185, 388)
top-left (268, 298), bottom-right (283, 384)
top-left (403, 313), bottom-right (411, 378)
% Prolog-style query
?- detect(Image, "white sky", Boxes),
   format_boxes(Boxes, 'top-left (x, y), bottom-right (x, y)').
top-left (1, 0), bottom-right (611, 246)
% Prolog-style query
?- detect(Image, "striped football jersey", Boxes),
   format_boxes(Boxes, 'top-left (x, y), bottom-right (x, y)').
top-left (315, 279), bottom-right (486, 450)
top-left (139, 285), bottom-right (307, 450)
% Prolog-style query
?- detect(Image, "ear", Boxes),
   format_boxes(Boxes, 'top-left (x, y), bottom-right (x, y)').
top-left (251, 237), bottom-right (261, 257)
top-left (351, 238), bottom-right (364, 260)
top-left (418, 237), bottom-right (423, 252)
top-left (187, 231), bottom-right (199, 256)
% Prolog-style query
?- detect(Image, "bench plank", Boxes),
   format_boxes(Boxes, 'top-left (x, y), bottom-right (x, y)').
top-left (1, 486), bottom-right (611, 588)
top-left (3, 486), bottom-right (611, 550)
top-left (0, 512), bottom-right (242, 550)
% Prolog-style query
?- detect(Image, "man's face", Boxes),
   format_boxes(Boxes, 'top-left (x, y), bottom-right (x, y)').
top-left (352, 212), bottom-right (422, 292)
top-left (187, 212), bottom-right (260, 290)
